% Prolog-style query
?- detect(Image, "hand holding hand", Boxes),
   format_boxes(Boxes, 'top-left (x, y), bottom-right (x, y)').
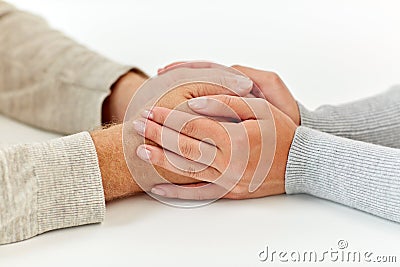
top-left (160, 62), bottom-right (300, 125)
top-left (94, 73), bottom-right (254, 201)
top-left (135, 95), bottom-right (297, 200)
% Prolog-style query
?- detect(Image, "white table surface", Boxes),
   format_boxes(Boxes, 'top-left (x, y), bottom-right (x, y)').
top-left (1, 1), bottom-right (400, 266)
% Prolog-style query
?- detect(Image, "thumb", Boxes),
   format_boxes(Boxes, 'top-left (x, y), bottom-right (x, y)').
top-left (232, 65), bottom-right (294, 103)
top-left (232, 65), bottom-right (300, 125)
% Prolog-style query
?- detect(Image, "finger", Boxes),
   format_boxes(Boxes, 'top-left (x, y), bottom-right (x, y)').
top-left (151, 183), bottom-right (226, 200)
top-left (178, 73), bottom-right (253, 97)
top-left (245, 93), bottom-right (256, 98)
top-left (133, 118), bottom-right (223, 169)
top-left (137, 144), bottom-right (220, 182)
top-left (141, 107), bottom-right (227, 143)
top-left (158, 61), bottom-right (186, 75)
top-left (158, 61), bottom-right (214, 75)
top-left (159, 63), bottom-right (253, 96)
top-left (187, 95), bottom-right (272, 120)
top-left (232, 65), bottom-right (294, 102)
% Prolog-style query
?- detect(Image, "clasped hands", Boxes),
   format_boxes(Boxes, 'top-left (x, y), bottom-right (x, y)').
top-left (133, 64), bottom-right (300, 200)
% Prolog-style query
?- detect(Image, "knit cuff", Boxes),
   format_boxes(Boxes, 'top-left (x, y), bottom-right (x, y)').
top-left (285, 126), bottom-right (400, 222)
top-left (297, 101), bottom-right (355, 141)
top-left (31, 132), bottom-right (106, 235)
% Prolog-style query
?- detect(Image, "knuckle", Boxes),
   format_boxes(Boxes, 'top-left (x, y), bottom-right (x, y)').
top-left (180, 141), bottom-right (195, 158)
top-left (185, 165), bottom-right (199, 179)
top-left (156, 109), bottom-right (168, 124)
top-left (155, 151), bottom-right (167, 167)
top-left (145, 125), bottom-right (160, 141)
top-left (194, 83), bottom-right (207, 96)
top-left (187, 83), bottom-right (212, 97)
top-left (181, 120), bottom-right (198, 137)
top-left (179, 83), bottom-right (201, 98)
top-left (267, 72), bottom-right (282, 84)
top-left (221, 95), bottom-right (233, 108)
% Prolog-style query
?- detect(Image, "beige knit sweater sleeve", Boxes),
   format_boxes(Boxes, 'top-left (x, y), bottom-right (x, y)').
top-left (0, 1), bottom-right (133, 244)
top-left (0, 1), bottom-right (133, 133)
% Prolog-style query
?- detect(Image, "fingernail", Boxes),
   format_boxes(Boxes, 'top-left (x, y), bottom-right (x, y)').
top-left (141, 109), bottom-right (153, 119)
top-left (133, 120), bottom-right (145, 135)
top-left (151, 187), bottom-right (166, 196)
top-left (235, 75), bottom-right (253, 90)
top-left (188, 97), bottom-right (208, 110)
top-left (137, 145), bottom-right (151, 161)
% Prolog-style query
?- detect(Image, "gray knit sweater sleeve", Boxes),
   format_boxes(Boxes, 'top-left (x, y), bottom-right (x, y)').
top-left (298, 86), bottom-right (400, 148)
top-left (285, 126), bottom-right (400, 222)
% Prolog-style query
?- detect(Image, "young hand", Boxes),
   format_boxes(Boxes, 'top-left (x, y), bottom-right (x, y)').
top-left (231, 65), bottom-right (300, 125)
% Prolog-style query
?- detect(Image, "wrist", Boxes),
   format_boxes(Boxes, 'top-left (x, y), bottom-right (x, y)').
top-left (102, 70), bottom-right (147, 124)
top-left (90, 125), bottom-right (142, 201)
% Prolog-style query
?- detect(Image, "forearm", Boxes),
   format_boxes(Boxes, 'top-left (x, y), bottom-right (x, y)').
top-left (0, 1), bottom-right (143, 133)
top-left (299, 86), bottom-right (400, 148)
top-left (286, 126), bottom-right (400, 222)
top-left (0, 122), bottom-right (192, 245)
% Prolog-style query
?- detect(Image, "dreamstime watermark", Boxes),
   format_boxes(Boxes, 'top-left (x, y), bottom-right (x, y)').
top-left (258, 240), bottom-right (397, 263)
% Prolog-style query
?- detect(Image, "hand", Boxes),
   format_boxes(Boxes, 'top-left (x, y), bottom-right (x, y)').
top-left (231, 65), bottom-right (300, 125)
top-left (102, 70), bottom-right (148, 123)
top-left (160, 62), bottom-right (300, 125)
top-left (92, 78), bottom-right (253, 201)
top-left (134, 95), bottom-right (297, 200)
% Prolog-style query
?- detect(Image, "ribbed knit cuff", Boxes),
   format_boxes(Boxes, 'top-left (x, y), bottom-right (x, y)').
top-left (285, 126), bottom-right (400, 222)
top-left (31, 132), bottom-right (105, 235)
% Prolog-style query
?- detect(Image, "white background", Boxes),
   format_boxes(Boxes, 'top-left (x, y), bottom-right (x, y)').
top-left (1, 0), bottom-right (400, 266)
